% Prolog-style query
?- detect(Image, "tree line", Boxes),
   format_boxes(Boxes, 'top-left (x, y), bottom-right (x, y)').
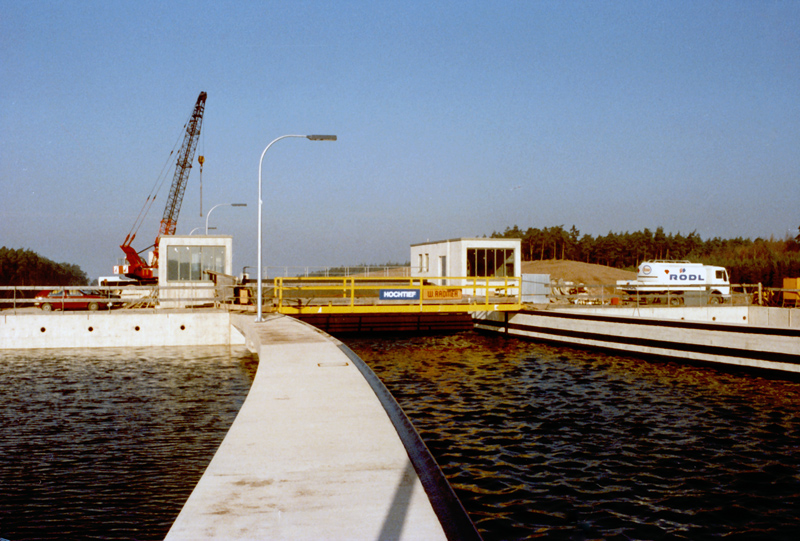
top-left (0, 247), bottom-right (89, 296)
top-left (491, 225), bottom-right (800, 287)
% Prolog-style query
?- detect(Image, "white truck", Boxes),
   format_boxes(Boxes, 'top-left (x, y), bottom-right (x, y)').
top-left (616, 260), bottom-right (730, 305)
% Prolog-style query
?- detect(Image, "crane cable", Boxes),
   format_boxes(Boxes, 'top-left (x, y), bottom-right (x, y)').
top-left (124, 109), bottom-right (195, 244)
top-left (199, 119), bottom-right (205, 216)
top-left (124, 147), bottom-right (175, 243)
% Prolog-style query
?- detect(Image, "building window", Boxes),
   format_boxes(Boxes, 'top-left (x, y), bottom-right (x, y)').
top-left (166, 246), bottom-right (225, 281)
top-left (466, 248), bottom-right (515, 278)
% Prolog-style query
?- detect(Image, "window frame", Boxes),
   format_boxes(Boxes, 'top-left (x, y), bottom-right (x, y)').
top-left (166, 245), bottom-right (226, 282)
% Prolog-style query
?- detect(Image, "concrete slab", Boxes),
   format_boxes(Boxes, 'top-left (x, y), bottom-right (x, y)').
top-left (165, 314), bottom-right (476, 540)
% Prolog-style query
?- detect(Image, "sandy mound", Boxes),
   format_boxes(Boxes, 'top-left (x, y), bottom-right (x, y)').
top-left (522, 260), bottom-right (636, 286)
top-left (354, 260), bottom-right (637, 286)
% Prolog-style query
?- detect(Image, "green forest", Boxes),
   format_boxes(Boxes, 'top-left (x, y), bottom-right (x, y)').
top-left (0, 247), bottom-right (89, 290)
top-left (4, 226), bottom-right (800, 290)
top-left (491, 225), bottom-right (800, 287)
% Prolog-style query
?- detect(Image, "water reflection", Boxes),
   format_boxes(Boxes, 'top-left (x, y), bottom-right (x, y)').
top-left (346, 332), bottom-right (800, 540)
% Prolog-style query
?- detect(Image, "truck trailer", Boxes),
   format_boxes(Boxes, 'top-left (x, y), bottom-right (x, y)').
top-left (616, 260), bottom-right (730, 305)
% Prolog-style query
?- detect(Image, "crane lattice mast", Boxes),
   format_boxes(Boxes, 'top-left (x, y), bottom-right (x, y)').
top-left (157, 91), bottom-right (207, 242)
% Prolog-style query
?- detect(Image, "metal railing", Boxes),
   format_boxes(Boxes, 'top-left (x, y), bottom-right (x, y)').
top-left (269, 276), bottom-right (523, 315)
top-left (5, 280), bottom-right (799, 315)
top-left (548, 282), bottom-right (800, 307)
top-left (2, 276), bottom-right (521, 315)
top-left (0, 283), bottom-right (245, 313)
top-left (262, 265), bottom-right (411, 279)
top-left (739, 284), bottom-right (800, 307)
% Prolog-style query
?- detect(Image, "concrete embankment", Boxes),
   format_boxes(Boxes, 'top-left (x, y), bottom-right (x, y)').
top-left (165, 313), bottom-right (480, 540)
top-left (0, 309), bottom-right (245, 349)
top-left (475, 305), bottom-right (800, 374)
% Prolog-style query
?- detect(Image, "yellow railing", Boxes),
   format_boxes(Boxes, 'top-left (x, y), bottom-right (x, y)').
top-left (269, 276), bottom-right (523, 315)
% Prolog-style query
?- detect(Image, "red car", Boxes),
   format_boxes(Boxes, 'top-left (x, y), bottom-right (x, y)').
top-left (35, 289), bottom-right (121, 311)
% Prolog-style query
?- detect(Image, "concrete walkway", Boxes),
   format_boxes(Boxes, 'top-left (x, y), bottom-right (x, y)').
top-left (165, 314), bottom-right (479, 540)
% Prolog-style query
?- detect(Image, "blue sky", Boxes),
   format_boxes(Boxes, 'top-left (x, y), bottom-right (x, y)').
top-left (2, 0), bottom-right (798, 280)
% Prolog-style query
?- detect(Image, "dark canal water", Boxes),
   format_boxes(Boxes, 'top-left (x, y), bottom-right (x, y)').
top-left (0, 346), bottom-right (258, 540)
top-left (347, 333), bottom-right (800, 541)
top-left (2, 334), bottom-right (800, 540)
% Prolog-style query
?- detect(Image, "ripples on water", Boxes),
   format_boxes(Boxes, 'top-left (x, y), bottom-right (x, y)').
top-left (3, 336), bottom-right (800, 540)
top-left (0, 346), bottom-right (256, 540)
top-left (346, 332), bottom-right (800, 541)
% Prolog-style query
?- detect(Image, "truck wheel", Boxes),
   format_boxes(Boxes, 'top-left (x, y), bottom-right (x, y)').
top-left (669, 295), bottom-right (683, 306)
top-left (709, 294), bottom-right (724, 305)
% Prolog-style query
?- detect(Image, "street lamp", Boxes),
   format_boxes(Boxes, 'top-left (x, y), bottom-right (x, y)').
top-left (206, 202), bottom-right (247, 234)
top-left (257, 134), bottom-right (337, 322)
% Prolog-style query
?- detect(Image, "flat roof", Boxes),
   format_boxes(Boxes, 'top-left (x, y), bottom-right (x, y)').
top-left (164, 234), bottom-right (233, 239)
top-left (410, 237), bottom-right (521, 247)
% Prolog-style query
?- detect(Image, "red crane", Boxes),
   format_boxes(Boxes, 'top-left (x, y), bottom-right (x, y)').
top-left (118, 92), bottom-right (207, 282)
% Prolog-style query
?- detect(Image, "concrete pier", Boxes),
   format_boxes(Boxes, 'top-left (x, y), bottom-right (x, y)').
top-left (165, 313), bottom-right (479, 540)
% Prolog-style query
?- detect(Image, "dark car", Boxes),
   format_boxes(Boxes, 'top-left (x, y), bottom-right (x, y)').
top-left (35, 289), bottom-right (121, 311)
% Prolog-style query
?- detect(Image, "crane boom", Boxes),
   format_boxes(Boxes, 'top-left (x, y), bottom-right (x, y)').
top-left (158, 91), bottom-right (207, 240)
top-left (117, 91), bottom-right (207, 282)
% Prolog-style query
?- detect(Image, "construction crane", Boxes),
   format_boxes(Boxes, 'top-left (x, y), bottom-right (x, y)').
top-left (117, 91), bottom-right (207, 282)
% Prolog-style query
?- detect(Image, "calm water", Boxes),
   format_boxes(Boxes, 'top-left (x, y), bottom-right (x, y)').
top-left (2, 335), bottom-right (800, 540)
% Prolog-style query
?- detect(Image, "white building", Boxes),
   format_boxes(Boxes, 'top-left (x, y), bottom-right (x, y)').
top-left (158, 235), bottom-right (233, 308)
top-left (410, 238), bottom-right (521, 292)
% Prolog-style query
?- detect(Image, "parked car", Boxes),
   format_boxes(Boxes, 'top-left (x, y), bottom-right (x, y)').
top-left (34, 289), bottom-right (122, 311)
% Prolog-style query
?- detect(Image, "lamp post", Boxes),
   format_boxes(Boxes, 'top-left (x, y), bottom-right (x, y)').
top-left (257, 134), bottom-right (337, 322)
top-left (206, 202), bottom-right (247, 234)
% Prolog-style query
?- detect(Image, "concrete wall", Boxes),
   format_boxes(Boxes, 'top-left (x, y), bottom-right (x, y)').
top-left (549, 305), bottom-right (800, 328)
top-left (550, 305), bottom-right (752, 325)
top-left (474, 307), bottom-right (800, 374)
top-left (0, 311), bottom-right (246, 349)
top-left (748, 306), bottom-right (800, 328)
